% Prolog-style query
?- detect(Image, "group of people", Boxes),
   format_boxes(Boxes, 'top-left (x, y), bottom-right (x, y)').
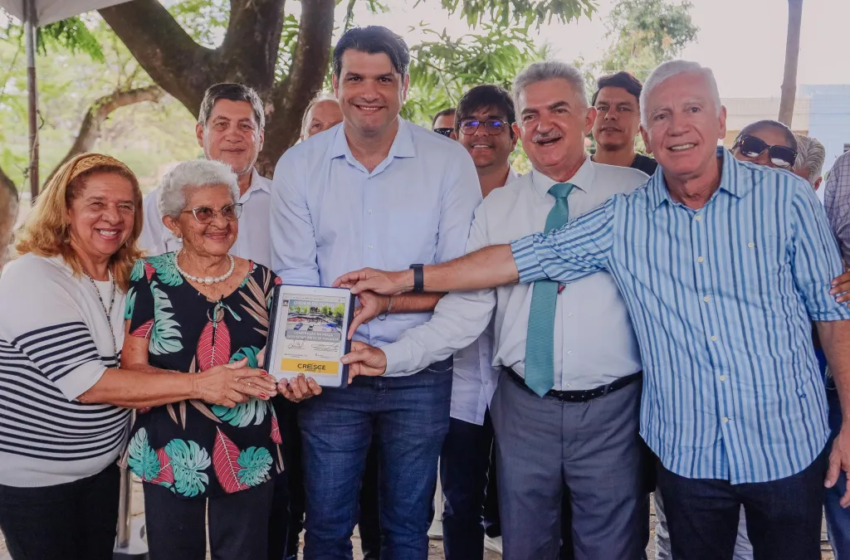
top-left (1, 22), bottom-right (850, 560)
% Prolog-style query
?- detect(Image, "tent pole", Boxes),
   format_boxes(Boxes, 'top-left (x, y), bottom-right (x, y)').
top-left (23, 0), bottom-right (38, 201)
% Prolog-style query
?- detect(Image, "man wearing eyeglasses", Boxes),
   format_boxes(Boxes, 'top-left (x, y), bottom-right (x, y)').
top-left (139, 83), bottom-right (272, 268)
top-left (438, 84), bottom-right (517, 560)
top-left (432, 107), bottom-right (457, 139)
top-left (336, 61), bottom-right (651, 559)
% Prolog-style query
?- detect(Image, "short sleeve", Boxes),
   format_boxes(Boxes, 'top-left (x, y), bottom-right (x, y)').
top-left (126, 258), bottom-right (155, 338)
top-left (0, 256), bottom-right (108, 400)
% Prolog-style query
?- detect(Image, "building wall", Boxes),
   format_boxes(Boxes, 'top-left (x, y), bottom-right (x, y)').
top-left (802, 85), bottom-right (850, 176)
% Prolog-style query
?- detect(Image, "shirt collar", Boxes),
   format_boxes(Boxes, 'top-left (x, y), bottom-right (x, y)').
top-left (647, 147), bottom-right (750, 210)
top-left (329, 118), bottom-right (416, 163)
top-left (239, 169), bottom-right (271, 203)
top-left (530, 156), bottom-right (594, 199)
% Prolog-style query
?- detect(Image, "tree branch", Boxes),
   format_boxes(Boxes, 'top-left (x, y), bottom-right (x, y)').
top-left (46, 86), bottom-right (165, 184)
top-left (258, 0), bottom-right (335, 175)
top-left (220, 0), bottom-right (286, 91)
top-left (99, 0), bottom-right (216, 116)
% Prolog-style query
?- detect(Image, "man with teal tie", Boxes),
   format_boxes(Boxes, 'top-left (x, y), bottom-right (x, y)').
top-left (336, 61), bottom-right (650, 559)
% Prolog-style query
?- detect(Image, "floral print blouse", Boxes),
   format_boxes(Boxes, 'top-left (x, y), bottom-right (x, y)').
top-left (124, 253), bottom-right (283, 500)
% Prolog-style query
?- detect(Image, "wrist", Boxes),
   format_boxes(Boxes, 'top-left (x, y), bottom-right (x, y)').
top-left (394, 270), bottom-right (415, 293)
top-left (187, 374), bottom-right (201, 400)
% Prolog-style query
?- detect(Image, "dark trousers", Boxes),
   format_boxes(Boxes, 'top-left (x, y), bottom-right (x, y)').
top-left (298, 362), bottom-right (452, 560)
top-left (824, 376), bottom-right (850, 558)
top-left (278, 398), bottom-right (382, 560)
top-left (144, 479), bottom-right (274, 560)
top-left (440, 411), bottom-right (498, 560)
top-left (657, 447), bottom-right (828, 560)
top-left (0, 463), bottom-right (119, 560)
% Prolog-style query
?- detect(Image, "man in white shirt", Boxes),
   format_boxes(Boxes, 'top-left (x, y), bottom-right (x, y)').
top-left (439, 84), bottom-right (517, 560)
top-left (138, 83), bottom-right (272, 267)
top-left (270, 26), bottom-right (481, 560)
top-left (337, 61), bottom-right (650, 559)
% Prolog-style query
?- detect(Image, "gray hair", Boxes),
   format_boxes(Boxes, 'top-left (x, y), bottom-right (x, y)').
top-left (300, 93), bottom-right (339, 138)
top-left (198, 83), bottom-right (265, 131)
top-left (512, 61), bottom-right (588, 112)
top-left (157, 160), bottom-right (240, 219)
top-left (795, 134), bottom-right (826, 187)
top-left (640, 60), bottom-right (722, 126)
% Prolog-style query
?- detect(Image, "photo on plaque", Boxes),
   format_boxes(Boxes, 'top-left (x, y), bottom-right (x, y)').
top-left (264, 284), bottom-right (355, 387)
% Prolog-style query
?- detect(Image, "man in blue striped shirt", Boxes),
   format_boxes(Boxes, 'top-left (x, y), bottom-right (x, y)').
top-left (336, 60), bottom-right (850, 560)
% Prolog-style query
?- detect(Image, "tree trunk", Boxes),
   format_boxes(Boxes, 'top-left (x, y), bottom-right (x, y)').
top-left (99, 0), bottom-right (336, 177)
top-left (0, 166), bottom-right (19, 270)
top-left (778, 0), bottom-right (803, 127)
top-left (45, 86), bottom-right (164, 184)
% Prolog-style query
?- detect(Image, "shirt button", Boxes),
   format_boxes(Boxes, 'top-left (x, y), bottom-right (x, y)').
top-left (711, 335), bottom-right (718, 342)
top-left (719, 375), bottom-right (727, 381)
top-left (723, 417), bottom-right (730, 423)
top-left (568, 313), bottom-right (573, 317)
top-left (695, 215), bottom-right (702, 222)
top-left (703, 295), bottom-right (710, 302)
top-left (748, 242), bottom-right (755, 248)
top-left (368, 209), bottom-right (373, 214)
top-left (567, 350), bottom-right (572, 355)
top-left (368, 244), bottom-right (374, 249)
top-left (697, 256), bottom-right (705, 263)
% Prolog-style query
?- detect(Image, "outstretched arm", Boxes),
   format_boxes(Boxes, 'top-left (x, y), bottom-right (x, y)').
top-left (334, 244), bottom-right (517, 296)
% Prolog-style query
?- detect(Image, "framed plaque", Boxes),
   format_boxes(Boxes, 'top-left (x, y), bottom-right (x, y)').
top-left (264, 284), bottom-right (355, 388)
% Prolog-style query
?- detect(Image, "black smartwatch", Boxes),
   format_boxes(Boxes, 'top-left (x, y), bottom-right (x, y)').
top-left (409, 264), bottom-right (424, 293)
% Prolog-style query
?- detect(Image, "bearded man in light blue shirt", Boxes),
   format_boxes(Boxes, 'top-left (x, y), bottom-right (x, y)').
top-left (270, 26), bottom-right (481, 560)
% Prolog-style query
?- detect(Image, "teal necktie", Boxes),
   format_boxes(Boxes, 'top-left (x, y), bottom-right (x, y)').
top-left (524, 182), bottom-right (575, 397)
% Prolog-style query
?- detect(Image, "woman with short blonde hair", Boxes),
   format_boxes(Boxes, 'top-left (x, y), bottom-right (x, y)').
top-left (0, 153), bottom-right (276, 560)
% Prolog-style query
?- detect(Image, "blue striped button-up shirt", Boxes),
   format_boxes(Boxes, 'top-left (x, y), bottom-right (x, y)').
top-left (512, 148), bottom-right (850, 483)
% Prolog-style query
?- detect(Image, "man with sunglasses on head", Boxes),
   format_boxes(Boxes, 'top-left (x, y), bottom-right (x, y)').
top-left (590, 72), bottom-right (658, 177)
top-left (432, 107), bottom-right (457, 139)
top-left (139, 83), bottom-right (271, 267)
top-left (437, 84), bottom-right (518, 560)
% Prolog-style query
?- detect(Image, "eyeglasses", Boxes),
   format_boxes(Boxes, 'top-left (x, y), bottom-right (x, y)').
top-left (433, 127), bottom-right (454, 137)
top-left (734, 135), bottom-right (797, 169)
top-left (459, 118), bottom-right (508, 136)
top-left (182, 203), bottom-right (243, 224)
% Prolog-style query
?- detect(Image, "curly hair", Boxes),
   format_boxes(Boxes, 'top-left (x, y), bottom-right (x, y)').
top-left (15, 153), bottom-right (144, 291)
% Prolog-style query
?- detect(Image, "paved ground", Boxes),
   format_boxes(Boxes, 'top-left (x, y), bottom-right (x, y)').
top-left (0, 478), bottom-right (837, 559)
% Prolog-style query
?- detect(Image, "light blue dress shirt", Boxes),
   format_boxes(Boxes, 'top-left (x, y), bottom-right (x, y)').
top-left (512, 147), bottom-right (850, 484)
top-left (270, 119), bottom-right (482, 374)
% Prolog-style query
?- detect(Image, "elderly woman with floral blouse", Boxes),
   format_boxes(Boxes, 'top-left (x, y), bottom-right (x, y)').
top-left (123, 159), bottom-right (320, 560)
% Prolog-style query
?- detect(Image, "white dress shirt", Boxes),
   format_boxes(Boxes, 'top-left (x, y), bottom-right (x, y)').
top-left (450, 166), bottom-right (519, 425)
top-left (138, 169), bottom-right (272, 266)
top-left (270, 119), bottom-right (482, 376)
top-left (383, 158), bottom-right (647, 391)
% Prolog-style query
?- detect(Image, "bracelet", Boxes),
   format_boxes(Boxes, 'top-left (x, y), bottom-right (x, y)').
top-left (378, 296), bottom-right (393, 321)
top-left (410, 264), bottom-right (424, 293)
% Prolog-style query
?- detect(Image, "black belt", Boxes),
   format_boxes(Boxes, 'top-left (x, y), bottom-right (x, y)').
top-left (506, 368), bottom-right (641, 403)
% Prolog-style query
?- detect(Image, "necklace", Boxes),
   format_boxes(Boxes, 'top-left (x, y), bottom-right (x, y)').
top-left (174, 252), bottom-right (235, 285)
top-left (85, 270), bottom-right (117, 358)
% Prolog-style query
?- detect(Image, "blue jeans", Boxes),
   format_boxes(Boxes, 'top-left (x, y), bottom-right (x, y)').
top-left (825, 375), bottom-right (850, 559)
top-left (298, 360), bottom-right (452, 560)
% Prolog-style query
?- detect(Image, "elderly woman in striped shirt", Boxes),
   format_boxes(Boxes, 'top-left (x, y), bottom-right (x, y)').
top-left (0, 153), bottom-right (275, 560)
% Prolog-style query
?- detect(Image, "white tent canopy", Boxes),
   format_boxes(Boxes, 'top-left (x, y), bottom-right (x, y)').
top-left (0, 0), bottom-right (129, 26)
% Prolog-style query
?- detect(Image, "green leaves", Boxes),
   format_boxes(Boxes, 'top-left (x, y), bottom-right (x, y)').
top-left (147, 253), bottom-right (184, 287)
top-left (150, 281), bottom-right (184, 356)
top-left (436, 0), bottom-right (596, 29)
top-left (127, 428), bottom-right (160, 481)
top-left (165, 439), bottom-right (211, 498)
top-left (38, 17), bottom-right (104, 62)
top-left (237, 446), bottom-right (273, 487)
top-left (212, 398), bottom-right (269, 428)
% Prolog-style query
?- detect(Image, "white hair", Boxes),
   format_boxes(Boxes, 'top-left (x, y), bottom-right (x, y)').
top-left (157, 160), bottom-right (240, 219)
top-left (640, 60), bottom-right (722, 126)
top-left (512, 61), bottom-right (588, 112)
top-left (301, 93), bottom-right (339, 138)
top-left (795, 134), bottom-right (826, 187)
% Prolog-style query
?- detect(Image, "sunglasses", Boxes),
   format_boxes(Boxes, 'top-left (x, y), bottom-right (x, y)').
top-left (734, 135), bottom-right (797, 169)
top-left (459, 118), bottom-right (508, 136)
top-left (433, 127), bottom-right (454, 138)
top-left (182, 203), bottom-right (243, 224)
